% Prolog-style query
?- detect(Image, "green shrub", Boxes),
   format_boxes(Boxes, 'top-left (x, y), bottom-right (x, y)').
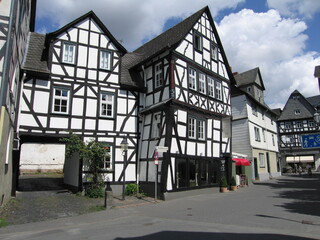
top-left (125, 183), bottom-right (143, 196)
top-left (220, 176), bottom-right (228, 188)
top-left (86, 184), bottom-right (104, 198)
top-left (231, 176), bottom-right (237, 186)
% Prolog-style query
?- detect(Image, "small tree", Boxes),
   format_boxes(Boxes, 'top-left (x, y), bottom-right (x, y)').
top-left (61, 134), bottom-right (107, 198)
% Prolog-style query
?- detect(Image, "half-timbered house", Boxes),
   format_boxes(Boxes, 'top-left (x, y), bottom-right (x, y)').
top-left (19, 11), bottom-right (139, 194)
top-left (17, 6), bottom-right (235, 198)
top-left (0, 0), bottom-right (36, 206)
top-left (277, 90), bottom-right (320, 172)
top-left (127, 6), bottom-right (235, 198)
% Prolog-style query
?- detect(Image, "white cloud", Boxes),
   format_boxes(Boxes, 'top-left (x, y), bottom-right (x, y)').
top-left (36, 0), bottom-right (244, 51)
top-left (217, 9), bottom-right (320, 109)
top-left (267, 0), bottom-right (320, 19)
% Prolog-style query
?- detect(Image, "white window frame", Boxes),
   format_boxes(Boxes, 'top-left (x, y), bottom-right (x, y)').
top-left (188, 68), bottom-right (197, 90)
top-left (259, 153), bottom-right (265, 168)
top-left (215, 81), bottom-right (222, 100)
top-left (199, 73), bottom-right (206, 94)
top-left (100, 92), bottom-right (114, 118)
top-left (208, 77), bottom-right (215, 97)
top-left (262, 129), bottom-right (266, 142)
top-left (211, 43), bottom-right (218, 61)
top-left (52, 87), bottom-right (70, 114)
top-left (100, 144), bottom-right (112, 170)
top-left (63, 43), bottom-right (76, 64)
top-left (152, 113), bottom-right (161, 138)
top-left (272, 134), bottom-right (275, 146)
top-left (155, 62), bottom-right (163, 88)
top-left (188, 117), bottom-right (196, 139)
top-left (100, 50), bottom-right (112, 70)
top-left (254, 126), bottom-right (261, 142)
top-left (198, 119), bottom-right (205, 140)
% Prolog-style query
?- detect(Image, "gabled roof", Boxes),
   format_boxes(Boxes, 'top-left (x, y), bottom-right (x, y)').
top-left (278, 90), bottom-right (316, 121)
top-left (22, 32), bottom-right (50, 77)
top-left (306, 95), bottom-right (320, 108)
top-left (46, 11), bottom-right (127, 54)
top-left (234, 67), bottom-right (265, 90)
top-left (133, 6), bottom-right (207, 63)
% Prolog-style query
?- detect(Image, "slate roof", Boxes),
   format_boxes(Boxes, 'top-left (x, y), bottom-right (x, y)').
top-left (234, 67), bottom-right (265, 90)
top-left (306, 95), bottom-right (320, 108)
top-left (133, 6), bottom-right (207, 64)
top-left (22, 32), bottom-right (50, 76)
top-left (278, 90), bottom-right (316, 121)
top-left (314, 65), bottom-right (320, 78)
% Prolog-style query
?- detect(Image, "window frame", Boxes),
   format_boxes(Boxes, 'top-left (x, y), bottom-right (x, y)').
top-left (151, 112), bottom-right (161, 139)
top-left (193, 31), bottom-right (203, 52)
top-left (188, 116), bottom-right (206, 141)
top-left (188, 68), bottom-right (197, 91)
top-left (188, 117), bottom-right (196, 139)
top-left (99, 50), bottom-right (112, 71)
top-left (259, 153), bottom-right (265, 168)
top-left (52, 87), bottom-right (70, 114)
top-left (100, 92), bottom-right (114, 118)
top-left (198, 72), bottom-right (206, 94)
top-left (198, 119), bottom-right (205, 140)
top-left (254, 126), bottom-right (261, 142)
top-left (62, 42), bottom-right (76, 65)
top-left (154, 62), bottom-right (163, 89)
top-left (99, 144), bottom-right (113, 170)
top-left (208, 76), bottom-right (215, 98)
top-left (215, 81), bottom-right (222, 101)
top-left (211, 43), bottom-right (218, 61)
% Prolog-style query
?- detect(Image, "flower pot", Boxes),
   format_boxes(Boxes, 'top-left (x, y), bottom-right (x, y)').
top-left (231, 186), bottom-right (237, 191)
top-left (220, 187), bottom-right (228, 193)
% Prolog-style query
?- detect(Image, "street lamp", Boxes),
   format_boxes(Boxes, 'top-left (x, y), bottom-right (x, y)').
top-left (120, 137), bottom-right (128, 200)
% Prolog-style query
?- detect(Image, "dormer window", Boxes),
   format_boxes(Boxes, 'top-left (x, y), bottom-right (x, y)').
top-left (194, 32), bottom-right (203, 52)
top-left (294, 109), bottom-right (301, 115)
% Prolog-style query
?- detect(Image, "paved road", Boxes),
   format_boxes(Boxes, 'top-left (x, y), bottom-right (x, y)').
top-left (0, 173), bottom-right (319, 240)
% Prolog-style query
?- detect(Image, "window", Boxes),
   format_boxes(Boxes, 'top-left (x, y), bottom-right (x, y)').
top-left (198, 119), bottom-right (205, 140)
top-left (208, 77), bottom-right (215, 97)
top-left (254, 127), bottom-right (260, 142)
top-left (296, 121), bottom-right (303, 128)
top-left (100, 92), bottom-right (114, 117)
top-left (262, 129), bottom-right (266, 142)
top-left (188, 117), bottom-right (206, 140)
top-left (199, 73), bottom-right (206, 94)
top-left (152, 113), bottom-right (161, 138)
top-left (259, 153), bottom-right (265, 167)
top-left (285, 122), bottom-right (292, 129)
top-left (294, 109), bottom-right (301, 115)
top-left (194, 32), bottom-right (202, 51)
top-left (100, 144), bottom-right (112, 170)
top-left (252, 105), bottom-right (258, 116)
top-left (100, 50), bottom-right (112, 70)
top-left (63, 43), bottom-right (76, 64)
top-left (52, 87), bottom-right (70, 114)
top-left (188, 117), bottom-right (196, 139)
top-left (215, 81), bottom-right (222, 100)
top-left (308, 121), bottom-right (315, 128)
top-left (155, 62), bottom-right (163, 88)
top-left (188, 68), bottom-right (197, 90)
top-left (211, 44), bottom-right (218, 61)
top-left (272, 134), bottom-right (275, 146)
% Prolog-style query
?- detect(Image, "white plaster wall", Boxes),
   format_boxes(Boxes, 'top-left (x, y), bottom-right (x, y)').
top-left (20, 143), bottom-right (65, 172)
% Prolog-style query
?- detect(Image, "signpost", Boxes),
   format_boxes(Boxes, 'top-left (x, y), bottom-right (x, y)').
top-left (154, 146), bottom-right (168, 202)
top-left (301, 134), bottom-right (320, 149)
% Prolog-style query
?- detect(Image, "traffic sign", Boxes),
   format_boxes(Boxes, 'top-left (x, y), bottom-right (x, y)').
top-left (301, 134), bottom-right (320, 149)
top-left (156, 146), bottom-right (168, 152)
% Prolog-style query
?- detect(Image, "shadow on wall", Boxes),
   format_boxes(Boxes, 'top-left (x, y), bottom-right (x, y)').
top-left (115, 231), bottom-right (315, 240)
top-left (254, 173), bottom-right (320, 218)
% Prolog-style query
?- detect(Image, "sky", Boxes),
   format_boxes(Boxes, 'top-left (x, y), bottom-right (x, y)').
top-left (35, 0), bottom-right (320, 109)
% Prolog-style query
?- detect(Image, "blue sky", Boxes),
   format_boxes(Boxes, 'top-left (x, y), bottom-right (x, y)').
top-left (35, 0), bottom-right (320, 108)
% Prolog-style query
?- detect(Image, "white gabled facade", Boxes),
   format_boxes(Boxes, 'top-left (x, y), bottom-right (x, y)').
top-left (232, 68), bottom-right (280, 182)
top-left (19, 12), bottom-right (139, 193)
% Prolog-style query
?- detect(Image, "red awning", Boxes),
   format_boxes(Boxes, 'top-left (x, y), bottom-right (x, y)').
top-left (232, 158), bottom-right (251, 166)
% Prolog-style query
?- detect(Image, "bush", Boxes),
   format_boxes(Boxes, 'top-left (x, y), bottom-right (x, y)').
top-left (125, 183), bottom-right (143, 196)
top-left (86, 184), bottom-right (104, 198)
top-left (231, 176), bottom-right (237, 186)
top-left (220, 176), bottom-right (228, 188)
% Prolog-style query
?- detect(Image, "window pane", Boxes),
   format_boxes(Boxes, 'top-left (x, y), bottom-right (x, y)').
top-left (199, 73), bottom-right (206, 94)
top-left (188, 68), bottom-right (196, 90)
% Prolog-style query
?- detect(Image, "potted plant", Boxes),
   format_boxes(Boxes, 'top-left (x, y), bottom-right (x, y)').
top-left (220, 176), bottom-right (228, 193)
top-left (231, 176), bottom-right (237, 191)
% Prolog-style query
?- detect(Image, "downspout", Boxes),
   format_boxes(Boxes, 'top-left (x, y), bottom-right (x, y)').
top-left (136, 65), bottom-right (146, 193)
top-left (0, 0), bottom-right (17, 106)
